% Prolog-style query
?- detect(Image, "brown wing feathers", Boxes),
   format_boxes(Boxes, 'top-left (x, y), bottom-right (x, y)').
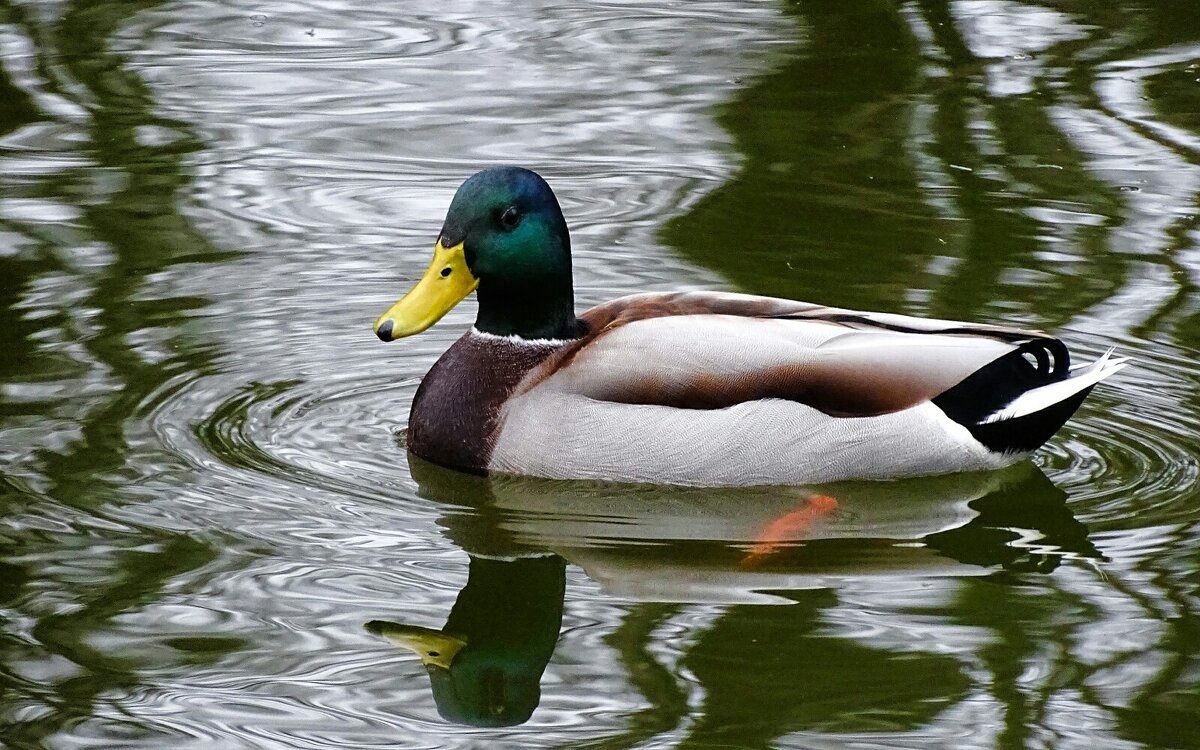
top-left (526, 292), bottom-right (1058, 419)
top-left (601, 360), bottom-right (952, 417)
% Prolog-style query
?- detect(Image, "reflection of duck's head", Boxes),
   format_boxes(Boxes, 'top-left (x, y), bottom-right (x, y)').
top-left (366, 555), bottom-right (565, 727)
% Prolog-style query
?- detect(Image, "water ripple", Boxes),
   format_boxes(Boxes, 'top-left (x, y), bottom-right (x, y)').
top-left (1038, 331), bottom-right (1200, 530)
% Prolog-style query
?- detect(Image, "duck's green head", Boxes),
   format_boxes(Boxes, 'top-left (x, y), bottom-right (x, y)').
top-left (374, 167), bottom-right (581, 341)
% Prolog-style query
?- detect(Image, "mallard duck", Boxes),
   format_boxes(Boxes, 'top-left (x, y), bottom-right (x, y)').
top-left (373, 167), bottom-right (1125, 486)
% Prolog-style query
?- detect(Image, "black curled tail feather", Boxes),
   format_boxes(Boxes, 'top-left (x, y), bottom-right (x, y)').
top-left (932, 338), bottom-right (1079, 454)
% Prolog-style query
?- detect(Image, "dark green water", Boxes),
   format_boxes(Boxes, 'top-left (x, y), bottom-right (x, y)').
top-left (1, 1), bottom-right (1198, 748)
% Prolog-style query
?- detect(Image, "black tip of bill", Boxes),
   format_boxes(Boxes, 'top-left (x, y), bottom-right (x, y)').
top-left (376, 319), bottom-right (394, 342)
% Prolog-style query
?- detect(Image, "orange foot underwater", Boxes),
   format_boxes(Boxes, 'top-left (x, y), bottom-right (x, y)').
top-left (741, 494), bottom-right (839, 569)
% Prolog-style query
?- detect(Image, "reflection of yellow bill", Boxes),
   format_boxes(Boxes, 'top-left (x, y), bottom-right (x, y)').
top-left (366, 621), bottom-right (467, 670)
top-left (374, 240), bottom-right (478, 341)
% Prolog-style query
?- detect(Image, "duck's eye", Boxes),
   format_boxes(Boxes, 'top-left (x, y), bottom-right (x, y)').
top-left (499, 205), bottom-right (521, 230)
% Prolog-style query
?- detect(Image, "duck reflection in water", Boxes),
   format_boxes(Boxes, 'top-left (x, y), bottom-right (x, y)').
top-left (367, 457), bottom-right (1101, 728)
top-left (367, 555), bottom-right (565, 727)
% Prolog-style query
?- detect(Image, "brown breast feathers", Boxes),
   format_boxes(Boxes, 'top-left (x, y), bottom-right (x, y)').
top-left (407, 332), bottom-right (564, 474)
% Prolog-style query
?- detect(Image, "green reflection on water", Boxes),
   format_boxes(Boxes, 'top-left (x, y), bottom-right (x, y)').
top-left (1, 0), bottom-right (233, 744)
top-left (660, 0), bottom-right (1200, 333)
top-left (680, 593), bottom-right (968, 745)
top-left (664, 0), bottom-right (941, 313)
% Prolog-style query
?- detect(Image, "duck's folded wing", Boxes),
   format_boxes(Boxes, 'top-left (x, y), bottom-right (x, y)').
top-left (543, 297), bottom-right (1066, 419)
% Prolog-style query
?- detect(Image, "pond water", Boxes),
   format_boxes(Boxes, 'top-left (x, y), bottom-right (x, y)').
top-left (1, 0), bottom-right (1199, 748)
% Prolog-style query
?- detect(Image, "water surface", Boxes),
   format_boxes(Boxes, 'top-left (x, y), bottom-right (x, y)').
top-left (1, 1), bottom-right (1199, 748)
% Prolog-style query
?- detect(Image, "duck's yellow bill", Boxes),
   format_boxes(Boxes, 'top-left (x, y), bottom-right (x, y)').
top-left (374, 241), bottom-right (478, 341)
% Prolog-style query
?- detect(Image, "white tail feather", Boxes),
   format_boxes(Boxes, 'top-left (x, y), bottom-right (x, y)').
top-left (982, 350), bottom-right (1128, 424)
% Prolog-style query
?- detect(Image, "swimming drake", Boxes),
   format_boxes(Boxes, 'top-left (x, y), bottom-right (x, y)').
top-left (373, 167), bottom-right (1126, 487)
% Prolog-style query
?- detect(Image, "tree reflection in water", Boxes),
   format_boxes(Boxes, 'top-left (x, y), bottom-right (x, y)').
top-left (0, 0), bottom-right (226, 744)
